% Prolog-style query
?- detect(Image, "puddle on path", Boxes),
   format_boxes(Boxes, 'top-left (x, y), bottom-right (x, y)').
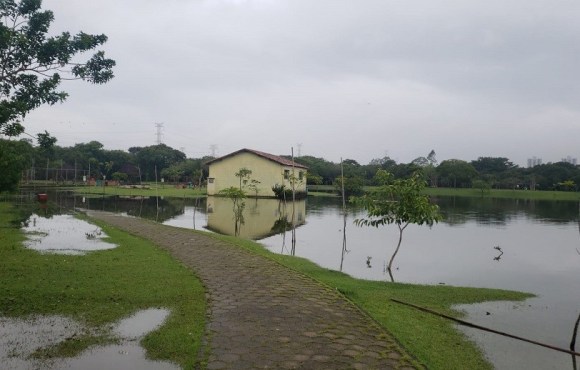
top-left (0, 308), bottom-right (177, 370)
top-left (22, 214), bottom-right (117, 255)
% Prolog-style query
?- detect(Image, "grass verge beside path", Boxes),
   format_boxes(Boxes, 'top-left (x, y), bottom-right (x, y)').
top-left (0, 202), bottom-right (206, 369)
top-left (208, 232), bottom-right (533, 370)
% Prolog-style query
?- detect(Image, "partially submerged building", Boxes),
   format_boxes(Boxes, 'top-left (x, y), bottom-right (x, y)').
top-left (206, 148), bottom-right (308, 197)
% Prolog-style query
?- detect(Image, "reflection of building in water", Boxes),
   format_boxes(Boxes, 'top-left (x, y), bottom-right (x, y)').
top-left (206, 196), bottom-right (306, 240)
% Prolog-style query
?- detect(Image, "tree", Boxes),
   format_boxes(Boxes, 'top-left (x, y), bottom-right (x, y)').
top-left (0, 0), bottom-right (115, 135)
top-left (471, 157), bottom-right (515, 175)
top-left (132, 144), bottom-right (186, 181)
top-left (111, 171), bottom-right (128, 182)
top-left (235, 167), bottom-right (252, 190)
top-left (353, 170), bottom-right (441, 282)
top-left (333, 175), bottom-right (364, 197)
top-left (437, 159), bottom-right (477, 188)
top-left (411, 150), bottom-right (438, 187)
top-left (0, 138), bottom-right (33, 191)
top-left (294, 155), bottom-right (340, 185)
top-left (472, 179), bottom-right (491, 195)
top-left (36, 130), bottom-right (56, 157)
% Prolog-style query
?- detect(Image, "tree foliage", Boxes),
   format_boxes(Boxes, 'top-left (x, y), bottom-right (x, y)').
top-left (0, 0), bottom-right (115, 135)
top-left (333, 175), bottom-right (364, 197)
top-left (0, 138), bottom-right (33, 191)
top-left (353, 170), bottom-right (441, 281)
top-left (235, 167), bottom-right (252, 190)
top-left (131, 144), bottom-right (186, 181)
top-left (437, 159), bottom-right (477, 188)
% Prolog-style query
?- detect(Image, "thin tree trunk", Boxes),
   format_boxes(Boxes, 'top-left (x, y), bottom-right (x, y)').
top-left (571, 311), bottom-right (580, 351)
top-left (387, 223), bottom-right (409, 281)
top-left (572, 311), bottom-right (580, 370)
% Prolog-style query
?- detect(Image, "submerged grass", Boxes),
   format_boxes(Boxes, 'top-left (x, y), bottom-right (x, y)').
top-left (207, 232), bottom-right (533, 370)
top-left (0, 202), bottom-right (206, 369)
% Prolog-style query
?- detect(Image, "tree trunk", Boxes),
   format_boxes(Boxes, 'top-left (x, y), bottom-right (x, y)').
top-left (387, 223), bottom-right (408, 282)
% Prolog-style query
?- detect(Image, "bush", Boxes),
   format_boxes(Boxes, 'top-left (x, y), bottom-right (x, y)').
top-left (271, 184), bottom-right (307, 200)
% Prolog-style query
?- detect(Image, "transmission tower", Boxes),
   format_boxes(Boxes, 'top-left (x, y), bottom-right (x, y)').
top-left (155, 122), bottom-right (164, 144)
top-left (210, 144), bottom-right (218, 157)
top-left (297, 143), bottom-right (302, 157)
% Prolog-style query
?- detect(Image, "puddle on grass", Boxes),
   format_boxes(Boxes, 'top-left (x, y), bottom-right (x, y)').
top-left (0, 316), bottom-right (86, 369)
top-left (0, 309), bottom-right (177, 370)
top-left (22, 214), bottom-right (117, 255)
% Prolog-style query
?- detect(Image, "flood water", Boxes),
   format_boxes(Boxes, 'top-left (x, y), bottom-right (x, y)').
top-left (32, 191), bottom-right (580, 369)
top-left (0, 308), bottom-right (176, 370)
top-left (22, 213), bottom-right (116, 254)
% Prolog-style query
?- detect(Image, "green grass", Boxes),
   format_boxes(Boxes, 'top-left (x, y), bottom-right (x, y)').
top-left (0, 202), bottom-right (206, 369)
top-left (424, 187), bottom-right (580, 201)
top-left (309, 184), bottom-right (580, 201)
top-left (72, 184), bottom-right (206, 199)
top-left (205, 232), bottom-right (533, 370)
top-left (306, 191), bottom-right (339, 197)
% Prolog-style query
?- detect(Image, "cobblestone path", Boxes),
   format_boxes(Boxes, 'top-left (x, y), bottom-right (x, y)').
top-left (88, 211), bottom-right (419, 369)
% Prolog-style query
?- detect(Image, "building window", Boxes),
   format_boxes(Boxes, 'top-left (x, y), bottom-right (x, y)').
top-left (299, 171), bottom-right (304, 180)
top-left (208, 178), bottom-right (214, 184)
top-left (284, 170), bottom-right (289, 180)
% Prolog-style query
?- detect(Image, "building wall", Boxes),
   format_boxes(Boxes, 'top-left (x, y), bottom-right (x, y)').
top-left (207, 152), bottom-right (307, 197)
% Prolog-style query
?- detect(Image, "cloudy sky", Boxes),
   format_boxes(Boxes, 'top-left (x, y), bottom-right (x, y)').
top-left (19, 0), bottom-right (580, 165)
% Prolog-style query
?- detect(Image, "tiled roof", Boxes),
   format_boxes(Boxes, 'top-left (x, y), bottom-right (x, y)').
top-left (206, 148), bottom-right (308, 169)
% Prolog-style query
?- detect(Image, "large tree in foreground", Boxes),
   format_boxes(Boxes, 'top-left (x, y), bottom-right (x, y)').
top-left (353, 170), bottom-right (441, 282)
top-left (0, 138), bottom-right (33, 191)
top-left (0, 0), bottom-right (115, 136)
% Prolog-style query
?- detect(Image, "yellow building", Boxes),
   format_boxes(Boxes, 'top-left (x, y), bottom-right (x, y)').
top-left (206, 148), bottom-right (308, 197)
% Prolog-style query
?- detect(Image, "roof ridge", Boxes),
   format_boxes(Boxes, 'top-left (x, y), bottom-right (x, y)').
top-left (206, 148), bottom-right (308, 169)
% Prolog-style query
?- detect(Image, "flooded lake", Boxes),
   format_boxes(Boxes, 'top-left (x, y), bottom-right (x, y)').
top-left (38, 191), bottom-right (580, 369)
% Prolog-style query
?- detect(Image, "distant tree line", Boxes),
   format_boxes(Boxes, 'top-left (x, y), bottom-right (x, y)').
top-left (0, 136), bottom-right (214, 191)
top-left (294, 152), bottom-right (580, 193)
top-left (1, 138), bottom-right (579, 193)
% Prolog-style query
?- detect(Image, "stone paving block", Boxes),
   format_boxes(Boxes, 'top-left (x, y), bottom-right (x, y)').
top-left (88, 211), bottom-right (420, 369)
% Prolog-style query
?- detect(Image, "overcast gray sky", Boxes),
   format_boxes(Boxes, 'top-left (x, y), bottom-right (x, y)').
top-left (20, 0), bottom-right (580, 165)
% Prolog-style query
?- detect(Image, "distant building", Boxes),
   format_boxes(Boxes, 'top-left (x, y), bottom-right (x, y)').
top-left (527, 157), bottom-right (542, 168)
top-left (206, 148), bottom-right (308, 197)
top-left (561, 156), bottom-right (578, 165)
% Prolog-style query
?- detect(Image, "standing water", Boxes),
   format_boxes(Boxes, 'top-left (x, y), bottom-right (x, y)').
top-left (59, 193), bottom-right (580, 369)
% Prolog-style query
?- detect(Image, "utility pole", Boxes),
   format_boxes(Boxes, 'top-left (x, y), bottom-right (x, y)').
top-left (155, 122), bottom-right (164, 145)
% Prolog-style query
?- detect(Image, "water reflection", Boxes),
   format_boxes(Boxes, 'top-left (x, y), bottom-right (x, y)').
top-left (493, 245), bottom-right (504, 261)
top-left (205, 196), bottom-right (306, 240)
top-left (22, 214), bottom-right (116, 254)
top-left (572, 312), bottom-right (580, 370)
top-left (436, 196), bottom-right (580, 226)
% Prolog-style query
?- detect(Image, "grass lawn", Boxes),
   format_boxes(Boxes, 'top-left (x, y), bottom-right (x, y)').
top-left (71, 184), bottom-right (206, 199)
top-left (208, 233), bottom-right (533, 370)
top-left (0, 202), bottom-right (206, 369)
top-left (424, 187), bottom-right (580, 201)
